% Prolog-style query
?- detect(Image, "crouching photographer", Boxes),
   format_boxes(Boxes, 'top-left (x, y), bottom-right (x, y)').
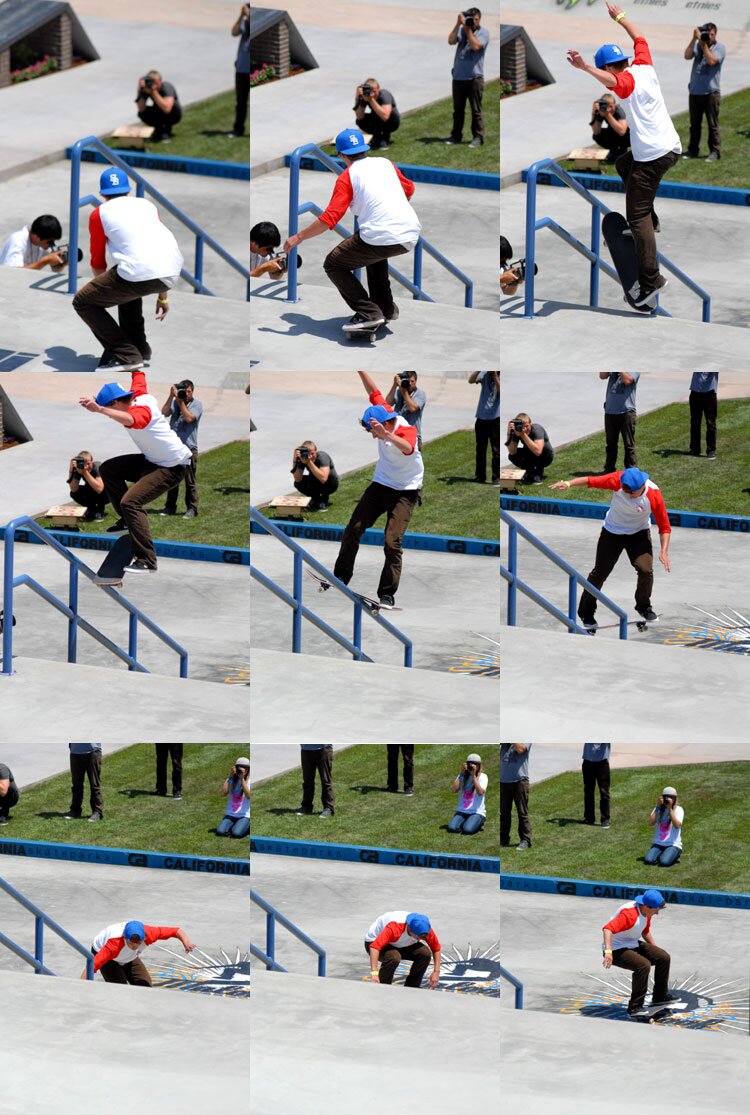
top-left (590, 93), bottom-right (630, 161)
top-left (500, 236), bottom-right (537, 296)
top-left (292, 441), bottom-right (339, 511)
top-left (506, 413), bottom-right (554, 485)
top-left (354, 78), bottom-right (401, 150)
top-left (67, 450), bottom-right (109, 521)
top-left (250, 221), bottom-right (302, 279)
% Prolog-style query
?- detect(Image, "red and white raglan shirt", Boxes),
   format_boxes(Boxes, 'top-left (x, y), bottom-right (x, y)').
top-left (609, 39), bottom-right (681, 162)
top-left (123, 370), bottom-right (192, 468)
top-left (89, 196), bottom-right (184, 284)
top-left (588, 472), bottom-right (671, 537)
top-left (91, 922), bottom-right (181, 971)
top-left (320, 158), bottom-right (421, 250)
top-left (368, 390), bottom-right (424, 490)
top-left (602, 902), bottom-right (653, 951)
top-left (365, 911), bottom-right (441, 954)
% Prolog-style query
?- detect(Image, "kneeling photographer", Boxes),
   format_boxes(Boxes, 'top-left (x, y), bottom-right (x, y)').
top-left (250, 221), bottom-right (301, 280)
top-left (354, 79), bottom-right (401, 150)
top-left (67, 450), bottom-right (108, 521)
top-left (500, 236), bottom-right (536, 297)
top-left (385, 371), bottom-right (426, 449)
top-left (506, 413), bottom-right (554, 485)
top-left (590, 93), bottom-right (630, 162)
top-left (644, 787), bottom-right (684, 868)
top-left (292, 441), bottom-right (339, 511)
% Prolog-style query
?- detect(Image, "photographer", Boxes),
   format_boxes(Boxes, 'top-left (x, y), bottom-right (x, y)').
top-left (590, 93), bottom-right (630, 161)
top-left (135, 70), bottom-right (182, 143)
top-left (291, 440), bottom-right (339, 512)
top-left (354, 78), bottom-right (401, 150)
top-left (446, 9), bottom-right (490, 148)
top-left (505, 412), bottom-right (554, 486)
top-left (500, 236), bottom-right (520, 295)
top-left (385, 371), bottom-right (426, 448)
top-left (67, 449), bottom-right (108, 521)
top-left (644, 786), bottom-right (684, 867)
top-left (0, 761), bottom-right (20, 827)
top-left (469, 370), bottom-right (499, 485)
top-left (250, 221), bottom-right (285, 279)
top-left (160, 379), bottom-right (202, 519)
top-left (689, 370), bottom-right (718, 460)
top-left (229, 4), bottom-right (251, 139)
top-left (0, 214), bottom-right (66, 270)
top-left (683, 24), bottom-right (725, 162)
top-left (500, 743), bottom-right (532, 851)
top-left (448, 752), bottom-right (488, 835)
top-left (601, 371), bottom-right (639, 472)
top-left (217, 758), bottom-right (251, 838)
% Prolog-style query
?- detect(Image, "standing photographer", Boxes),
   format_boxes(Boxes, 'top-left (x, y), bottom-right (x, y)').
top-left (291, 441), bottom-right (339, 511)
top-left (644, 786), bottom-right (684, 867)
top-left (135, 70), bottom-right (182, 143)
top-left (601, 371), bottom-right (639, 472)
top-left (590, 93), bottom-right (630, 161)
top-left (470, 370), bottom-right (500, 485)
top-left (385, 371), bottom-right (426, 449)
top-left (354, 78), bottom-right (401, 150)
top-left (67, 450), bottom-right (108, 521)
top-left (683, 24), bottom-right (725, 162)
top-left (446, 9), bottom-right (490, 148)
top-left (505, 412), bottom-right (554, 485)
top-left (160, 380), bottom-right (202, 519)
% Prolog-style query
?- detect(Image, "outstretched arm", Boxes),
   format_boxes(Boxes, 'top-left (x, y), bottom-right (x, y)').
top-left (567, 51), bottom-right (618, 90)
top-left (606, 3), bottom-right (641, 43)
top-left (357, 370), bottom-right (380, 396)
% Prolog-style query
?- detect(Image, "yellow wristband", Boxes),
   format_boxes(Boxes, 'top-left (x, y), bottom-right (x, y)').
top-left (157, 295), bottom-right (169, 303)
top-left (604, 949), bottom-right (613, 954)
top-left (615, 12), bottom-right (626, 22)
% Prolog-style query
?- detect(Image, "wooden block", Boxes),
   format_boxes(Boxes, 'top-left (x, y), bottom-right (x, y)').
top-left (568, 145), bottom-right (609, 171)
top-left (45, 504), bottom-right (87, 529)
top-left (499, 468), bottom-right (525, 491)
top-left (268, 494), bottom-right (311, 520)
top-left (109, 124), bottom-right (155, 149)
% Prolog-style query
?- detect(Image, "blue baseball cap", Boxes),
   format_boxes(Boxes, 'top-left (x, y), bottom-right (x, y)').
top-left (406, 913), bottom-right (431, 936)
top-left (95, 382), bottom-right (135, 407)
top-left (361, 404), bottom-right (397, 428)
top-left (594, 43), bottom-right (631, 69)
top-left (620, 467), bottom-right (649, 491)
top-left (635, 890), bottom-right (665, 910)
top-left (100, 167), bottom-right (131, 196)
top-left (335, 128), bottom-right (370, 155)
top-left (123, 920), bottom-right (145, 940)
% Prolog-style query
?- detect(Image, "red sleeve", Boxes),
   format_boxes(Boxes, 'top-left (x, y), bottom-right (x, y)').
top-left (611, 71), bottom-right (635, 99)
top-left (127, 370), bottom-right (152, 429)
top-left (603, 907), bottom-right (639, 935)
top-left (397, 424), bottom-right (417, 454)
top-left (320, 169), bottom-right (353, 229)
top-left (633, 37), bottom-right (652, 66)
top-left (368, 389), bottom-right (394, 413)
top-left (93, 936), bottom-right (125, 971)
top-left (647, 488), bottom-right (671, 534)
top-left (143, 925), bottom-right (180, 945)
top-left (426, 928), bottom-right (441, 952)
top-left (394, 165), bottom-right (415, 200)
top-left (587, 471), bottom-right (623, 491)
top-left (370, 922), bottom-right (405, 952)
top-left (89, 207), bottom-right (107, 270)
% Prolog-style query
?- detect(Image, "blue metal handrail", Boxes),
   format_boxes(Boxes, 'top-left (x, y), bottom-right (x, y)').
top-left (2, 517), bottom-right (189, 677)
top-left (500, 509), bottom-right (628, 639)
top-left (285, 142), bottom-right (473, 307)
top-left (498, 963), bottom-right (523, 1009)
top-left (68, 136), bottom-right (251, 300)
top-left (251, 889), bottom-right (326, 977)
top-left (250, 506), bottom-right (413, 667)
top-left (0, 876), bottom-right (94, 979)
top-left (523, 158), bottom-right (711, 323)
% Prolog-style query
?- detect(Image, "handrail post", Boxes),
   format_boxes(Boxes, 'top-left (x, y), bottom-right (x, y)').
top-left (68, 143), bottom-right (81, 295)
top-left (506, 524), bottom-right (518, 625)
top-left (68, 562), bottom-right (79, 663)
top-left (412, 239), bottom-right (423, 300)
top-left (568, 574), bottom-right (577, 633)
top-left (286, 146), bottom-right (303, 302)
top-left (590, 204), bottom-right (601, 308)
top-left (353, 600), bottom-right (363, 660)
top-left (35, 914), bottom-right (43, 975)
top-left (195, 235), bottom-right (204, 293)
top-left (292, 551), bottom-right (303, 653)
top-left (128, 613), bottom-right (138, 672)
top-left (524, 163), bottom-right (540, 317)
top-left (2, 522), bottom-right (15, 675)
top-left (266, 910), bottom-right (276, 970)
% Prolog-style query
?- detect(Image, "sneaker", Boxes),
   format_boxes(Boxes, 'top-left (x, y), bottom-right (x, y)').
top-left (530, 475), bottom-right (543, 485)
top-left (153, 789), bottom-right (167, 797)
top-left (379, 141), bottom-right (389, 150)
top-left (96, 357), bottom-right (144, 373)
top-left (106, 518), bottom-right (127, 534)
top-left (521, 471), bottom-right (534, 483)
top-left (82, 509), bottom-right (97, 522)
top-left (631, 277), bottom-right (667, 307)
top-left (629, 1005), bottom-right (650, 1019)
top-left (64, 811), bottom-right (81, 820)
top-left (295, 808), bottom-right (313, 816)
top-left (468, 137), bottom-right (483, 148)
top-left (123, 559), bottom-right (156, 575)
top-left (637, 606), bottom-right (658, 623)
top-left (601, 820), bottom-right (611, 829)
top-left (681, 151), bottom-right (700, 159)
top-left (159, 508), bottom-right (177, 517)
top-left (88, 811), bottom-right (103, 823)
top-left (705, 150), bottom-right (720, 162)
top-left (385, 303), bottom-right (399, 322)
top-left (96, 350), bottom-right (114, 369)
top-left (500, 840), bottom-right (510, 847)
top-left (94, 511), bottom-right (105, 521)
top-left (172, 792), bottom-right (182, 800)
top-left (319, 808), bottom-right (334, 819)
top-left (584, 819), bottom-right (595, 826)
top-left (139, 344), bottom-right (152, 363)
top-left (0, 815), bottom-right (8, 825)
top-left (378, 594), bottom-right (396, 608)
top-left (182, 509), bottom-right (198, 519)
top-left (516, 839), bottom-right (531, 851)
top-left (404, 789), bottom-right (414, 797)
top-left (444, 138), bottom-right (460, 145)
top-left (386, 786), bottom-right (399, 793)
top-left (342, 313), bottom-right (385, 332)
top-left (581, 617), bottom-right (598, 632)
top-left (707, 450), bottom-right (716, 460)
top-left (688, 449), bottom-right (701, 457)
top-left (315, 500), bottom-right (329, 511)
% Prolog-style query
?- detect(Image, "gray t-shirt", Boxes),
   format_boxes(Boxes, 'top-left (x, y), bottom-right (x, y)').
top-left (394, 387), bottom-right (426, 436)
top-left (169, 398), bottom-right (202, 450)
top-left (299, 449), bottom-right (338, 483)
top-left (689, 41), bottom-right (725, 95)
top-left (500, 743), bottom-right (531, 782)
top-left (690, 372), bottom-right (718, 393)
top-left (452, 26), bottom-right (490, 80)
top-left (235, 16), bottom-right (251, 75)
top-left (0, 762), bottom-right (16, 785)
top-left (360, 88), bottom-right (401, 128)
top-left (583, 743), bottom-right (611, 762)
top-left (475, 372), bottom-right (499, 420)
top-left (604, 373), bottom-right (639, 414)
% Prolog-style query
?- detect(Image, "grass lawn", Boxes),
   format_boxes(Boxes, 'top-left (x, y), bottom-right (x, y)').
top-left (262, 430), bottom-right (499, 540)
top-left (106, 90), bottom-right (249, 165)
top-left (3, 745), bottom-right (248, 858)
top-left (48, 441), bottom-right (249, 549)
top-left (529, 400), bottom-right (750, 517)
top-left (320, 80), bottom-right (500, 175)
top-left (252, 745), bottom-right (498, 858)
top-left (503, 762), bottom-right (750, 894)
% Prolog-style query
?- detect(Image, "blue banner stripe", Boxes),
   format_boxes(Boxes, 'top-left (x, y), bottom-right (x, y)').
top-left (286, 153), bottom-right (499, 191)
top-left (250, 519), bottom-right (499, 556)
top-left (523, 169), bottom-right (750, 208)
top-left (0, 838), bottom-right (249, 874)
top-left (500, 496), bottom-right (750, 534)
top-left (501, 872), bottom-right (749, 909)
top-left (251, 836), bottom-right (498, 873)
top-left (0, 525), bottom-right (249, 565)
top-left (66, 146), bottom-right (249, 180)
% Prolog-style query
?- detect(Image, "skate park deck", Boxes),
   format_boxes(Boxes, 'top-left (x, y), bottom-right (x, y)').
top-left (250, 648), bottom-right (498, 743)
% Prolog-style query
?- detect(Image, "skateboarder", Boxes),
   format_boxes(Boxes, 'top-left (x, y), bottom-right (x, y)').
top-left (365, 911), bottom-right (441, 988)
top-left (282, 129), bottom-right (421, 333)
top-left (549, 467), bottom-right (671, 629)
top-left (601, 889), bottom-right (677, 1018)
top-left (84, 919), bottom-right (195, 984)
top-left (79, 369), bottom-right (192, 575)
top-left (567, 4), bottom-right (681, 306)
top-left (333, 371), bottom-right (423, 607)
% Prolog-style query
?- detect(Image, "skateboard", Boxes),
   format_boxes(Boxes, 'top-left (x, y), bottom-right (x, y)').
top-left (583, 615), bottom-right (659, 635)
top-left (95, 534), bottom-right (133, 586)
top-left (631, 1000), bottom-right (687, 1024)
top-left (0, 610), bottom-right (16, 634)
top-left (601, 211), bottom-right (657, 314)
top-left (343, 320), bottom-right (385, 344)
top-left (305, 569), bottom-right (403, 614)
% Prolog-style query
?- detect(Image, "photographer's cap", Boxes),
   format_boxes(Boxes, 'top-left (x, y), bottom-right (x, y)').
top-left (235, 757), bottom-right (250, 769)
top-left (95, 382), bottom-right (134, 407)
top-left (99, 167), bottom-right (131, 196)
top-left (361, 404), bottom-right (397, 428)
top-left (635, 890), bottom-right (665, 910)
top-left (406, 913), bottom-right (431, 936)
top-left (123, 920), bottom-right (145, 941)
top-left (335, 128), bottom-right (370, 155)
top-left (594, 43), bottom-right (631, 68)
top-left (620, 467), bottom-right (649, 491)
top-left (662, 786), bottom-right (677, 797)
top-left (466, 753), bottom-right (482, 763)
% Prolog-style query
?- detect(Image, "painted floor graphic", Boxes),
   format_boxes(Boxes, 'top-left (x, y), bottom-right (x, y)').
top-left (150, 945), bottom-right (251, 997)
top-left (360, 942), bottom-right (503, 997)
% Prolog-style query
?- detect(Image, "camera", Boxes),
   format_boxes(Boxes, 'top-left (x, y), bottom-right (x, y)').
top-left (143, 75), bottom-right (155, 88)
top-left (270, 251), bottom-right (302, 273)
top-left (399, 372), bottom-right (413, 389)
top-left (507, 258), bottom-right (539, 283)
top-left (597, 100), bottom-right (610, 114)
top-left (297, 446), bottom-right (310, 461)
top-left (362, 82), bottom-right (373, 97)
top-left (512, 419), bottom-right (525, 433)
top-left (75, 456), bottom-right (87, 469)
top-left (463, 10), bottom-right (475, 30)
top-left (53, 243), bottom-right (83, 266)
top-left (175, 380), bottom-right (189, 400)
top-left (699, 24), bottom-right (712, 42)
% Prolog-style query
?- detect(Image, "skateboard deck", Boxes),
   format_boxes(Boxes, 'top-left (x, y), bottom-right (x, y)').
top-left (344, 321), bottom-right (385, 343)
top-left (583, 616), bottom-right (659, 635)
top-left (95, 534), bottom-right (133, 586)
top-left (632, 1000), bottom-right (687, 1024)
top-left (306, 568), bottom-right (403, 613)
top-left (601, 211), bottom-right (655, 314)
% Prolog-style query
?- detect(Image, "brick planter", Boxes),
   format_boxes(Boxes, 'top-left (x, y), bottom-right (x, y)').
top-left (252, 19), bottom-right (290, 78)
top-left (501, 37), bottom-right (527, 95)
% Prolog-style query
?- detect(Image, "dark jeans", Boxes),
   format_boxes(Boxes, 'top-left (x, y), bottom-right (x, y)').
top-left (357, 109), bottom-right (400, 147)
top-left (500, 780), bottom-right (531, 845)
top-left (72, 266), bottom-right (168, 365)
top-left (138, 102), bottom-right (183, 137)
top-left (0, 783), bottom-right (19, 817)
top-left (688, 91), bottom-right (721, 155)
top-left (69, 751), bottom-right (103, 817)
top-left (644, 843), bottom-right (682, 867)
top-left (475, 418), bottom-right (500, 483)
top-left (450, 76), bottom-right (484, 141)
top-left (300, 746), bottom-right (335, 813)
top-left (614, 149), bottom-right (680, 288)
top-left (604, 411), bottom-right (637, 471)
top-left (364, 940), bottom-right (431, 987)
top-left (293, 472), bottom-right (340, 503)
top-left (333, 482), bottom-right (421, 598)
top-left (323, 232), bottom-right (409, 320)
top-left (612, 941), bottom-right (670, 1011)
top-left (593, 126), bottom-right (630, 160)
top-left (99, 453), bottom-right (186, 568)
top-left (689, 390), bottom-right (717, 454)
top-left (578, 527), bottom-right (653, 621)
top-left (233, 71), bottom-right (250, 135)
top-left (448, 811), bottom-right (485, 835)
top-left (70, 485), bottom-right (108, 514)
top-left (164, 449), bottom-right (199, 513)
top-left (96, 950), bottom-right (152, 986)
top-left (508, 443), bottom-right (554, 479)
top-left (387, 744), bottom-right (414, 791)
top-left (582, 759), bottom-right (610, 824)
top-left (154, 743), bottom-right (183, 795)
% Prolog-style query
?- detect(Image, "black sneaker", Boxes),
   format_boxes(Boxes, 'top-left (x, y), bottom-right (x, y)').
top-left (106, 518), bottom-right (127, 533)
top-left (97, 357), bottom-right (144, 373)
top-left (601, 820), bottom-right (611, 829)
top-left (123, 559), bottom-right (156, 575)
top-left (94, 510), bottom-right (105, 521)
top-left (530, 475), bottom-right (543, 485)
top-left (707, 450), bottom-right (716, 460)
top-left (0, 815), bottom-right (8, 825)
top-left (378, 594), bottom-right (396, 608)
top-left (637, 607), bottom-right (658, 623)
top-left (342, 313), bottom-right (385, 332)
top-left (96, 350), bottom-right (114, 369)
top-left (295, 808), bottom-right (313, 816)
top-left (159, 508), bottom-right (177, 517)
top-left (632, 276), bottom-right (667, 306)
top-left (385, 304), bottom-right (399, 322)
top-left (316, 500), bottom-right (329, 511)
top-left (82, 509), bottom-right (97, 522)
top-left (629, 1004), bottom-right (650, 1018)
top-left (580, 617), bottom-right (597, 631)
top-left (64, 811), bottom-right (81, 820)
top-left (172, 792), bottom-right (182, 800)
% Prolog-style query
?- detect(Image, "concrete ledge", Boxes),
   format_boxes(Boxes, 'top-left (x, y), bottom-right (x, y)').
top-left (501, 873), bottom-right (749, 910)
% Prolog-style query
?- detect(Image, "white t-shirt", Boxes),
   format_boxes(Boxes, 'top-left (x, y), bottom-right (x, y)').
top-left (0, 226), bottom-right (45, 267)
top-left (611, 39), bottom-right (681, 162)
top-left (456, 772), bottom-right (488, 817)
top-left (348, 159), bottom-right (421, 249)
top-left (127, 375), bottom-right (192, 468)
top-left (653, 805), bottom-right (684, 850)
top-left (372, 414), bottom-right (424, 490)
top-left (224, 781), bottom-right (250, 819)
top-left (98, 197), bottom-right (183, 286)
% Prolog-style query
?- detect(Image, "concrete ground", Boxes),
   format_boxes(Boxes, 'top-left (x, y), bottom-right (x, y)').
top-left (250, 648), bottom-right (498, 743)
top-left (251, 743), bottom-right (354, 783)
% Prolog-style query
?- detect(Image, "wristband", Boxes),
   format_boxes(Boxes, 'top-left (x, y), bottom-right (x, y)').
top-left (604, 949), bottom-right (613, 954)
top-left (615, 12), bottom-right (626, 22)
top-left (157, 295), bottom-right (169, 303)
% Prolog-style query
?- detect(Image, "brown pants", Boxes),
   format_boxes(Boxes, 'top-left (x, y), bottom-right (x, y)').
top-left (164, 449), bottom-right (199, 513)
top-left (450, 76), bottom-right (485, 142)
top-left (612, 940), bottom-right (670, 1011)
top-left (387, 744), bottom-right (414, 791)
top-left (323, 232), bottom-right (409, 321)
top-left (99, 452), bottom-right (186, 567)
top-left (72, 266), bottom-right (168, 364)
top-left (98, 955), bottom-right (152, 986)
top-left (299, 746), bottom-right (335, 813)
top-left (603, 412), bottom-right (637, 472)
top-left (333, 482), bottom-right (421, 598)
top-left (500, 780), bottom-right (531, 846)
top-left (578, 526), bottom-right (653, 622)
top-left (615, 149), bottom-right (680, 288)
top-left (69, 750), bottom-right (103, 817)
top-left (364, 941), bottom-right (431, 987)
top-left (688, 91), bottom-right (721, 156)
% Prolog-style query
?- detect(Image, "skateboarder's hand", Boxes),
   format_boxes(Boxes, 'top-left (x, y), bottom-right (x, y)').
top-left (370, 972), bottom-right (380, 983)
top-left (79, 396), bottom-right (101, 413)
top-left (603, 953), bottom-right (613, 969)
top-left (155, 295), bottom-right (170, 320)
top-left (283, 234), bottom-right (301, 254)
top-left (182, 937), bottom-right (196, 953)
top-left (566, 50), bottom-right (588, 72)
top-left (606, 3), bottom-right (624, 21)
top-left (368, 419), bottom-right (388, 440)
top-left (659, 552), bottom-right (671, 574)
top-left (549, 480), bottom-right (570, 490)
top-left (428, 971), bottom-right (440, 989)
